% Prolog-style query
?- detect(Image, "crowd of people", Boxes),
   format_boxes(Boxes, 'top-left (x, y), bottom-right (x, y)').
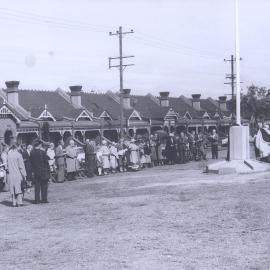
top-left (0, 129), bottom-right (220, 207)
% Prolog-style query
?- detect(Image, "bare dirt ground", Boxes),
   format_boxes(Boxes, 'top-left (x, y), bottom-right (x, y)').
top-left (1, 154), bottom-right (270, 270)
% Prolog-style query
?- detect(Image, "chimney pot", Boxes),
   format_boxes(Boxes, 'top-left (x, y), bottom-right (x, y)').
top-left (191, 94), bottom-right (201, 100)
top-left (218, 96), bottom-right (227, 102)
top-left (69, 85), bottom-right (82, 108)
top-left (69, 85), bottom-right (82, 95)
top-left (5, 81), bottom-right (20, 106)
top-left (191, 94), bottom-right (201, 110)
top-left (159, 91), bottom-right (170, 99)
top-left (123, 89), bottom-right (131, 109)
top-left (218, 96), bottom-right (227, 110)
top-left (159, 91), bottom-right (170, 107)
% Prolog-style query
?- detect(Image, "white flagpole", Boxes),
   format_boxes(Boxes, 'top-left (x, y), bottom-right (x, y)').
top-left (235, 0), bottom-right (241, 125)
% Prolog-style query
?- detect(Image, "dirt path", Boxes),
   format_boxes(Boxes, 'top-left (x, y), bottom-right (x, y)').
top-left (1, 163), bottom-right (270, 270)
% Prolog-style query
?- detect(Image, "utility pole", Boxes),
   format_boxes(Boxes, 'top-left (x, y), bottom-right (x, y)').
top-left (109, 26), bottom-right (134, 138)
top-left (224, 55), bottom-right (235, 99)
top-left (224, 55), bottom-right (236, 115)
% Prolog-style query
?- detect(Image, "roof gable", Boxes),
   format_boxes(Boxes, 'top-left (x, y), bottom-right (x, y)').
top-left (184, 111), bottom-right (192, 120)
top-left (202, 111), bottom-right (211, 119)
top-left (38, 105), bottom-right (56, 121)
top-left (76, 110), bottom-right (92, 121)
top-left (99, 110), bottom-right (113, 120)
top-left (0, 103), bottom-right (21, 123)
top-left (129, 110), bottom-right (142, 121)
top-left (164, 108), bottom-right (178, 120)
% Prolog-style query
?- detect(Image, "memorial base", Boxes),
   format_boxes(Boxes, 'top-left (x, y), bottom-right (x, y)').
top-left (206, 126), bottom-right (270, 174)
top-left (206, 159), bottom-right (270, 174)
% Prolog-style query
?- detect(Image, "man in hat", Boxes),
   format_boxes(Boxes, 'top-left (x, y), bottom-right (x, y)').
top-left (165, 133), bottom-right (177, 165)
top-left (30, 139), bottom-right (50, 204)
top-left (7, 143), bottom-right (27, 207)
top-left (177, 131), bottom-right (188, 164)
top-left (84, 139), bottom-right (96, 178)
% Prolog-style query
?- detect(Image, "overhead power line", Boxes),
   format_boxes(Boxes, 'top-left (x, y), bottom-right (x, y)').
top-left (0, 8), bottom-right (111, 32)
top-left (109, 26), bottom-right (134, 138)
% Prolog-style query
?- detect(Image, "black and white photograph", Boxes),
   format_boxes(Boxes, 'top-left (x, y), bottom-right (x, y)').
top-left (1, 0), bottom-right (270, 269)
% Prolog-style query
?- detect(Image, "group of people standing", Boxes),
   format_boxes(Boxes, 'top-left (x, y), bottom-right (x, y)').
top-left (0, 139), bottom-right (50, 206)
top-left (0, 129), bottom-right (220, 207)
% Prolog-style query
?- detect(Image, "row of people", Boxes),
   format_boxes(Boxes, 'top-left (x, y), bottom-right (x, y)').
top-left (0, 129), bottom-right (220, 206)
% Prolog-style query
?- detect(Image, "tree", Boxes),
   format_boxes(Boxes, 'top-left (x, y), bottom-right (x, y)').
top-left (241, 84), bottom-right (270, 122)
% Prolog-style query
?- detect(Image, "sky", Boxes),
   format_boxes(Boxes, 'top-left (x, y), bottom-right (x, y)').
top-left (0, 0), bottom-right (270, 98)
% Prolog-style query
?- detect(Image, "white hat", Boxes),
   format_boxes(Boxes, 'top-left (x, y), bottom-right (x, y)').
top-left (131, 138), bottom-right (135, 142)
top-left (169, 133), bottom-right (174, 136)
top-left (102, 140), bottom-right (107, 145)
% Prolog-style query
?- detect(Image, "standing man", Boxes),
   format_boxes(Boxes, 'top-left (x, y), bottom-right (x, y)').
top-left (21, 144), bottom-right (33, 188)
top-left (55, 140), bottom-right (66, 183)
top-left (188, 130), bottom-right (196, 161)
top-left (30, 139), bottom-right (50, 204)
top-left (196, 131), bottom-right (206, 160)
top-left (165, 133), bottom-right (177, 165)
top-left (178, 132), bottom-right (187, 164)
top-left (210, 129), bottom-right (219, 159)
top-left (65, 140), bottom-right (77, 181)
top-left (7, 144), bottom-right (27, 207)
top-left (84, 139), bottom-right (96, 178)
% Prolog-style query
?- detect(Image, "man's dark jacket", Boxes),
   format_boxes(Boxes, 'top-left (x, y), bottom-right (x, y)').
top-left (30, 149), bottom-right (50, 182)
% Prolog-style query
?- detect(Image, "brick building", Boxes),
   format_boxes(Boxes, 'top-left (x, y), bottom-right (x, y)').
top-left (0, 81), bottom-right (232, 146)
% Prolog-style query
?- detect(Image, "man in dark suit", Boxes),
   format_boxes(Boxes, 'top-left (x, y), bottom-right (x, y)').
top-left (165, 133), bottom-right (177, 165)
top-left (84, 139), bottom-right (96, 178)
top-left (30, 139), bottom-right (50, 204)
top-left (177, 132), bottom-right (188, 164)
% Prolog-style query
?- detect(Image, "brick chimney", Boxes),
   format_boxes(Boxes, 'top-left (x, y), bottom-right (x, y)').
top-left (218, 96), bottom-right (227, 111)
top-left (6, 81), bottom-right (20, 106)
top-left (191, 94), bottom-right (201, 110)
top-left (123, 89), bottom-right (131, 110)
top-left (69, 85), bottom-right (82, 108)
top-left (159, 91), bottom-right (170, 107)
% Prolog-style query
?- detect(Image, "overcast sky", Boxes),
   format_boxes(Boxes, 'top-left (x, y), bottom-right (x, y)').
top-left (0, 0), bottom-right (269, 98)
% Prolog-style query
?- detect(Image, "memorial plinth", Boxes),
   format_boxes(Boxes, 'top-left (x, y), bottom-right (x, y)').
top-left (206, 126), bottom-right (270, 174)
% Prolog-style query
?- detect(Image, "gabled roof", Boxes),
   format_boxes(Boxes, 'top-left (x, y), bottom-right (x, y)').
top-left (18, 90), bottom-right (83, 120)
top-left (81, 92), bottom-right (120, 119)
top-left (130, 94), bottom-right (168, 119)
top-left (169, 96), bottom-right (198, 118)
top-left (199, 98), bottom-right (219, 112)
top-left (0, 96), bottom-right (26, 121)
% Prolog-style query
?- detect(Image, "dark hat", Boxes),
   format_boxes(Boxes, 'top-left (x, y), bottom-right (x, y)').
top-left (33, 139), bottom-right (42, 147)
